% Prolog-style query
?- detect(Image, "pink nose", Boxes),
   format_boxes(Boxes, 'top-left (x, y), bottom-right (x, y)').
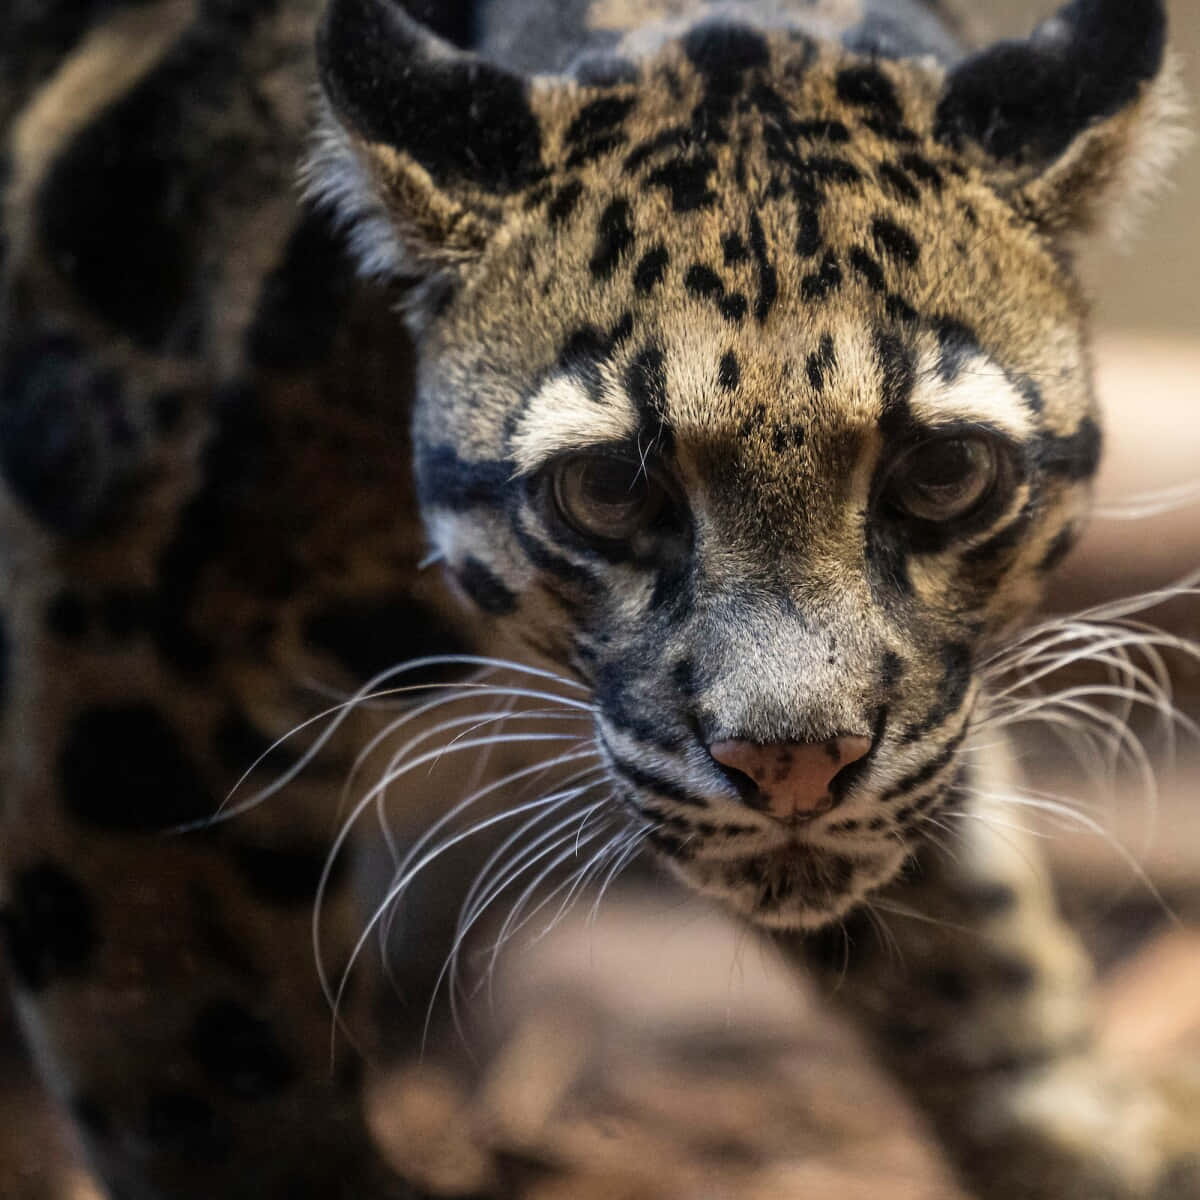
top-left (708, 736), bottom-right (872, 821)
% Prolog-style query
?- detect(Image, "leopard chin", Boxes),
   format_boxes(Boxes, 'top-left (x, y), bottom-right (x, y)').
top-left (662, 838), bottom-right (908, 931)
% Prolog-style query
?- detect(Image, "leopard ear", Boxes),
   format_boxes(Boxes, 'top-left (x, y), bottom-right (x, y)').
top-left (311, 0), bottom-right (545, 280)
top-left (935, 0), bottom-right (1183, 237)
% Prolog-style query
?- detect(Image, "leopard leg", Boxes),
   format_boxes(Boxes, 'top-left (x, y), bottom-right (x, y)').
top-left (791, 739), bottom-right (1199, 1200)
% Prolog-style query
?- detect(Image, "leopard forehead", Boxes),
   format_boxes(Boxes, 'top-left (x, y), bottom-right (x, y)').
top-left (422, 26), bottom-right (1090, 457)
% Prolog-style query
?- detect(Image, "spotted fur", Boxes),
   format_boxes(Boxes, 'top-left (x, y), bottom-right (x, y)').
top-left (0, 1), bottom-right (1194, 1198)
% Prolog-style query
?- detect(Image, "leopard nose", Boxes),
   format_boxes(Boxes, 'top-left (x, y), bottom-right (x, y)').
top-left (708, 736), bottom-right (872, 821)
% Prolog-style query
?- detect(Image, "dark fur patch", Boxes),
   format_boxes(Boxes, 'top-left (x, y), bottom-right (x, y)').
top-left (417, 444), bottom-right (515, 510)
top-left (835, 63), bottom-right (902, 123)
top-left (936, 0), bottom-right (1166, 164)
top-left (685, 264), bottom-right (724, 300)
top-left (1, 861), bottom-right (98, 991)
top-left (566, 96), bottom-right (636, 147)
top-left (718, 351), bottom-right (741, 392)
top-left (248, 211), bottom-right (354, 369)
top-left (230, 839), bottom-right (348, 908)
top-left (625, 346), bottom-right (672, 449)
top-left (1038, 525), bottom-right (1079, 573)
top-left (805, 333), bottom-right (837, 392)
top-left (145, 1091), bottom-right (231, 1159)
top-left (645, 154), bottom-right (717, 212)
top-left (318, 0), bottom-right (543, 192)
top-left (722, 232), bottom-right (749, 264)
top-left (303, 592), bottom-right (470, 682)
top-left (719, 293), bottom-right (749, 322)
top-left (60, 703), bottom-right (213, 831)
top-left (872, 217), bottom-right (920, 267)
top-left (878, 161), bottom-right (920, 203)
top-left (589, 199), bottom-right (635, 279)
top-left (634, 245), bottom-right (670, 293)
top-left (548, 180), bottom-right (584, 226)
top-left (46, 591), bottom-right (91, 640)
top-left (1036, 417), bottom-right (1103, 480)
top-left (189, 1000), bottom-right (297, 1098)
top-left (211, 710), bottom-right (301, 775)
top-left (849, 246), bottom-right (886, 293)
top-left (0, 334), bottom-right (122, 535)
top-left (795, 206), bottom-right (822, 257)
top-left (800, 251), bottom-right (842, 301)
top-left (457, 556), bottom-right (518, 615)
top-left (747, 212), bottom-right (778, 322)
top-left (935, 317), bottom-right (979, 381)
top-left (683, 21), bottom-right (769, 75)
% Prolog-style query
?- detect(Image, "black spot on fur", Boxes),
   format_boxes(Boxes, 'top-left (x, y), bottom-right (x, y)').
top-left (1, 861), bottom-right (98, 991)
top-left (805, 333), bottom-right (836, 392)
top-left (548, 180), bottom-right (584, 226)
top-left (719, 293), bottom-right (749, 322)
top-left (60, 703), bottom-right (212, 832)
top-left (886, 294), bottom-right (918, 325)
top-left (189, 1000), bottom-right (297, 1098)
top-left (875, 330), bottom-right (917, 436)
top-left (835, 63), bottom-right (902, 124)
top-left (795, 207), bottom-right (821, 257)
top-left (304, 593), bottom-right (470, 683)
top-left (801, 252), bottom-right (842, 301)
top-left (0, 334), bottom-right (124, 535)
top-left (718, 352), bottom-right (741, 392)
top-left (589, 199), bottom-right (635, 279)
top-left (722, 232), bottom-right (749, 264)
top-left (935, 0), bottom-right (1166, 165)
top-left (862, 116), bottom-right (919, 144)
top-left (319, 0), bottom-right (543, 192)
top-left (872, 218), bottom-right (920, 267)
top-left (645, 154), bottom-right (717, 212)
top-left (566, 96), bottom-right (636, 148)
top-left (748, 212), bottom-right (778, 323)
top-left (900, 152), bottom-right (943, 191)
top-left (683, 22), bottom-right (769, 75)
top-left (46, 591), bottom-right (90, 640)
top-left (771, 423), bottom-right (805, 454)
top-left (211, 710), bottom-right (301, 775)
top-left (878, 161), bottom-right (920, 203)
top-left (248, 212), bottom-right (354, 369)
top-left (457, 557), bottom-right (518, 615)
top-left (849, 247), bottom-right (886, 293)
top-left (145, 1091), bottom-right (231, 1159)
top-left (634, 245), bottom-right (669, 293)
top-left (793, 119), bottom-right (850, 142)
top-left (685, 264), bottom-right (724, 300)
top-left (626, 346), bottom-right (672, 450)
top-left (800, 156), bottom-right (860, 185)
top-left (230, 838), bottom-right (347, 908)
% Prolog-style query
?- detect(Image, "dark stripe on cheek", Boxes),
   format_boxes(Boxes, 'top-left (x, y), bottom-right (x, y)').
top-left (416, 444), bottom-right (515, 510)
top-left (456, 556), bottom-right (518, 614)
top-left (1035, 417), bottom-right (1102, 480)
top-left (610, 752), bottom-right (707, 807)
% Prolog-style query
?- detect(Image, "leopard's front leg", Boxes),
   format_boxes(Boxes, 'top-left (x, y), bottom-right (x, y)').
top-left (790, 742), bottom-right (1199, 1200)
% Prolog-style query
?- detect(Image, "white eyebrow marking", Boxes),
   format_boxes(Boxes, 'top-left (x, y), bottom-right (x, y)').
top-left (909, 356), bottom-right (1036, 438)
top-left (509, 373), bottom-right (638, 472)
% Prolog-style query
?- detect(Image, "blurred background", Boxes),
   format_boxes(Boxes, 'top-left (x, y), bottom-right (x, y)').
top-left (2, 2), bottom-right (1198, 1197)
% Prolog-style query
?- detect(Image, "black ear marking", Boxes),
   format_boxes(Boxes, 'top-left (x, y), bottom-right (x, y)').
top-left (317, 0), bottom-right (543, 193)
top-left (935, 0), bottom-right (1166, 165)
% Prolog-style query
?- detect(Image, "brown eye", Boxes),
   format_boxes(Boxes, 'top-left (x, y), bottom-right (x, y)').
top-left (551, 454), bottom-right (668, 544)
top-left (888, 437), bottom-right (1000, 523)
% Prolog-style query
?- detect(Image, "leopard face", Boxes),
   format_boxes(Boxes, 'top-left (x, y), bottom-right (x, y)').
top-left (314, 0), bottom-right (1174, 928)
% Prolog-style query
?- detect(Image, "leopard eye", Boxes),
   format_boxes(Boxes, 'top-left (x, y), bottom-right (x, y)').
top-left (887, 436), bottom-right (1001, 523)
top-left (551, 454), bottom-right (668, 544)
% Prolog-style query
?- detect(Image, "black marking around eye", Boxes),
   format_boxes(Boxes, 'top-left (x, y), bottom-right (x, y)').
top-left (1, 861), bottom-right (98, 992)
top-left (417, 444), bottom-right (515, 511)
top-left (878, 161), bottom-right (920, 203)
top-left (805, 333), bottom-right (837, 392)
top-left (872, 218), bottom-right (920, 267)
top-left (590, 199), bottom-right (635, 279)
top-left (836, 64), bottom-right (903, 124)
top-left (718, 351), bottom-right (741, 391)
top-left (548, 180), bottom-right (584, 225)
top-left (875, 329), bottom-right (917, 436)
top-left (849, 247), bottom-right (886, 294)
top-left (626, 346), bottom-right (672, 449)
top-left (748, 212), bottom-right (778, 323)
top-left (456, 557), bottom-right (518, 615)
top-left (645, 154), bottom-right (718, 212)
top-left (1035, 417), bottom-right (1102, 481)
top-left (634, 245), bottom-right (669, 293)
top-left (1037, 525), bottom-right (1079, 574)
top-left (801, 251), bottom-right (842, 301)
top-left (935, 317), bottom-right (979, 381)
